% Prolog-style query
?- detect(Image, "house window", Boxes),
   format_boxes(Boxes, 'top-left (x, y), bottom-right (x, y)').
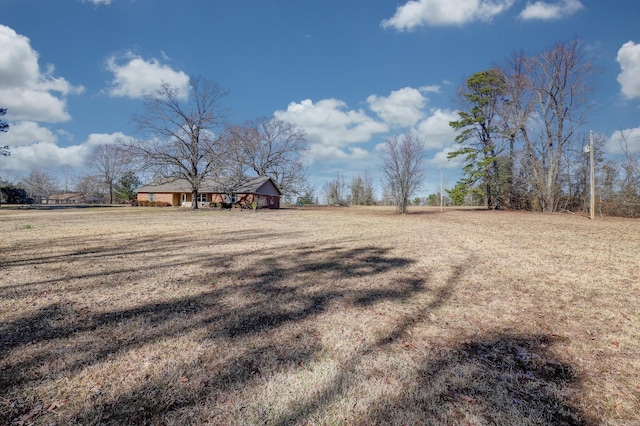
top-left (224, 193), bottom-right (237, 204)
top-left (148, 193), bottom-right (156, 202)
top-left (198, 193), bottom-right (207, 206)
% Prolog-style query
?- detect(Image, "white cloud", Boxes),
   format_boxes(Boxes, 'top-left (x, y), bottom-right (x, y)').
top-left (428, 145), bottom-right (465, 169)
top-left (382, 0), bottom-right (515, 30)
top-left (0, 131), bottom-right (133, 174)
top-left (106, 52), bottom-right (190, 99)
top-left (306, 145), bottom-right (350, 162)
top-left (367, 87), bottom-right (426, 127)
top-left (414, 108), bottom-right (459, 149)
top-left (617, 41), bottom-right (640, 100)
top-left (349, 147), bottom-right (370, 160)
top-left (1, 142), bottom-right (88, 173)
top-left (275, 98), bottom-right (388, 165)
top-left (275, 98), bottom-right (387, 144)
top-left (606, 128), bottom-right (640, 155)
top-left (0, 25), bottom-right (83, 123)
top-left (0, 88), bottom-right (73, 123)
top-left (0, 26), bottom-right (39, 87)
top-left (419, 85), bottom-right (441, 93)
top-left (1, 121), bottom-right (57, 146)
top-left (518, 0), bottom-right (583, 21)
top-left (83, 0), bottom-right (113, 6)
top-left (85, 132), bottom-right (133, 147)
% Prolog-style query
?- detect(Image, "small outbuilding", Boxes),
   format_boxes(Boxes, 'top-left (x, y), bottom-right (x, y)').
top-left (136, 175), bottom-right (282, 209)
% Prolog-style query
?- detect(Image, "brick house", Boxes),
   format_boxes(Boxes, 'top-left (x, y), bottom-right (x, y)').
top-left (40, 192), bottom-right (100, 205)
top-left (136, 175), bottom-right (282, 208)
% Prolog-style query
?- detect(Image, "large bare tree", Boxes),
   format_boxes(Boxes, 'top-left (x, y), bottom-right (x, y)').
top-left (129, 76), bottom-right (229, 209)
top-left (85, 144), bottom-right (131, 204)
top-left (500, 51), bottom-right (536, 209)
top-left (380, 133), bottom-right (426, 214)
top-left (618, 130), bottom-right (640, 216)
top-left (525, 39), bottom-right (596, 212)
top-left (21, 168), bottom-right (58, 203)
top-left (227, 117), bottom-right (308, 196)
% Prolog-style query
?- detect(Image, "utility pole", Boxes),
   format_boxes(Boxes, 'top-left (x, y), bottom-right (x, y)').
top-left (440, 169), bottom-right (443, 212)
top-left (590, 131), bottom-right (595, 220)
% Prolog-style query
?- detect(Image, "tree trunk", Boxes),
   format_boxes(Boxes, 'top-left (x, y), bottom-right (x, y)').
top-left (191, 189), bottom-right (199, 209)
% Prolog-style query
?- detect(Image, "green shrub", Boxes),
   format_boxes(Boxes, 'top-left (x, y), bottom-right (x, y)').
top-left (133, 200), bottom-right (171, 207)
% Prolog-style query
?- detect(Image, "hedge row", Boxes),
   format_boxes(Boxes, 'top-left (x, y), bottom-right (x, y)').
top-left (131, 200), bottom-right (172, 207)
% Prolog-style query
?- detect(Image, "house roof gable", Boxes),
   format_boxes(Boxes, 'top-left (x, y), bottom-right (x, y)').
top-left (137, 176), bottom-right (282, 196)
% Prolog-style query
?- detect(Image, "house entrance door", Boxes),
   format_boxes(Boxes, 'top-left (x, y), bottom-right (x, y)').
top-left (181, 193), bottom-right (186, 207)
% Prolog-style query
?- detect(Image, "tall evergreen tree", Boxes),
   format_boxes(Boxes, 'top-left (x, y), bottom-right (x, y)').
top-left (448, 69), bottom-right (507, 209)
top-left (1, 108), bottom-right (10, 157)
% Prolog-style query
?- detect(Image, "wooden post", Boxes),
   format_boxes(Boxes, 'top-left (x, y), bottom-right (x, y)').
top-left (440, 169), bottom-right (443, 212)
top-left (590, 131), bottom-right (595, 220)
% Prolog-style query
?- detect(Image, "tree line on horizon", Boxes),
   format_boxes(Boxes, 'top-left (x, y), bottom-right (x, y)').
top-left (1, 39), bottom-right (638, 216)
top-left (446, 39), bottom-right (639, 217)
top-left (0, 78), bottom-right (310, 207)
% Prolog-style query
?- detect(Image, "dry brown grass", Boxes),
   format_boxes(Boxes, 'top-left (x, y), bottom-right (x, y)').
top-left (1, 205), bottom-right (638, 425)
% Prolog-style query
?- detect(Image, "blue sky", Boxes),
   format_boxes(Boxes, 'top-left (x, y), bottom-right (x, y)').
top-left (1, 0), bottom-right (639, 196)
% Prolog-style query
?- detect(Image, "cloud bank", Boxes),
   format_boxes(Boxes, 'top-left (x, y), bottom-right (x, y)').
top-left (617, 41), bottom-right (640, 100)
top-left (0, 25), bottom-right (83, 123)
top-left (382, 0), bottom-right (583, 30)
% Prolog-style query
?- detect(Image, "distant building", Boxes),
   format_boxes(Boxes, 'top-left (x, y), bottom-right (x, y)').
top-left (41, 193), bottom-right (85, 205)
top-left (136, 176), bottom-right (282, 209)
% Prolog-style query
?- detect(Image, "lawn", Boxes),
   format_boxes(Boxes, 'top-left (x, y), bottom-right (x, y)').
top-left (1, 206), bottom-right (638, 425)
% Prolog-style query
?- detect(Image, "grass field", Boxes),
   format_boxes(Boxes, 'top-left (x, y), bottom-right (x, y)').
top-left (1, 206), bottom-right (638, 425)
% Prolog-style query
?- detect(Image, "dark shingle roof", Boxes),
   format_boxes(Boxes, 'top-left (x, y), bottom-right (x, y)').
top-left (137, 175), bottom-right (281, 195)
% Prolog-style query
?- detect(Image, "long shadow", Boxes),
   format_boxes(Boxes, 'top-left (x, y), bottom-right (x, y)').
top-left (368, 333), bottom-right (594, 425)
top-left (0, 229), bottom-right (290, 269)
top-left (71, 334), bottom-right (323, 425)
top-left (0, 242), bottom-right (422, 424)
top-left (270, 261), bottom-right (464, 426)
top-left (1, 239), bottom-right (594, 425)
top-left (0, 230), bottom-right (300, 302)
top-left (268, 258), bottom-right (591, 425)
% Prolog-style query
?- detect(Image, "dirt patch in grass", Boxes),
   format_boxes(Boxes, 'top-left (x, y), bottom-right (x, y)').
top-left (1, 206), bottom-right (638, 425)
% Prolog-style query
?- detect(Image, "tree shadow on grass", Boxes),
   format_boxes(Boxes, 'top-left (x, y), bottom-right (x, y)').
top-left (71, 330), bottom-right (323, 425)
top-left (270, 332), bottom-right (592, 426)
top-left (266, 260), bottom-right (592, 426)
top-left (369, 333), bottom-right (595, 426)
top-left (0, 242), bottom-right (422, 424)
top-left (1, 236), bottom-right (594, 425)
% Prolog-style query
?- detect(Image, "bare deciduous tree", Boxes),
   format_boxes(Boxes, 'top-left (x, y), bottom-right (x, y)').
top-left (128, 76), bottom-right (229, 209)
top-left (525, 39), bottom-right (596, 212)
top-left (347, 170), bottom-right (375, 206)
top-left (501, 51), bottom-right (536, 209)
top-left (86, 144), bottom-right (131, 204)
top-left (227, 117), bottom-right (308, 196)
top-left (380, 133), bottom-right (426, 214)
top-left (76, 174), bottom-right (107, 204)
top-left (618, 130), bottom-right (640, 215)
top-left (323, 174), bottom-right (347, 205)
top-left (21, 168), bottom-right (58, 203)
